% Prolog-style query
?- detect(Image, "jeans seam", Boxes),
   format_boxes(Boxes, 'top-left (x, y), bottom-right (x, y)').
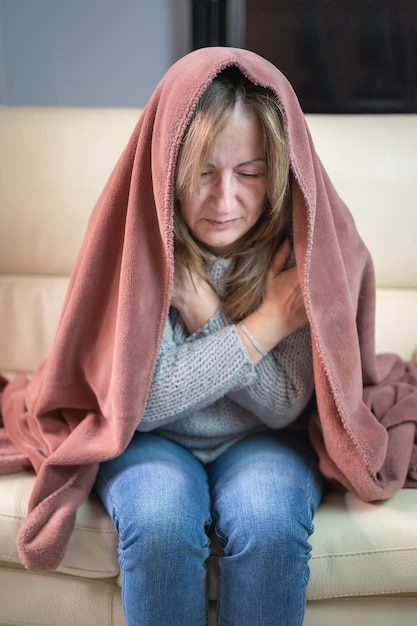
top-left (303, 451), bottom-right (324, 587)
top-left (96, 468), bottom-right (127, 570)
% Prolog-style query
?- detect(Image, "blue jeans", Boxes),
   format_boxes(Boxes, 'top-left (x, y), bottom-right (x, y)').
top-left (95, 429), bottom-right (324, 626)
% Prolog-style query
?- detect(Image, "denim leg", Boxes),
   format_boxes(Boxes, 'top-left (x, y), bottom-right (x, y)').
top-left (207, 429), bottom-right (324, 626)
top-left (95, 432), bottom-right (211, 626)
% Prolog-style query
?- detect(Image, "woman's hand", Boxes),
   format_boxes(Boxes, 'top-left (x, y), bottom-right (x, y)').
top-left (171, 261), bottom-right (221, 334)
top-left (261, 239), bottom-right (307, 335)
top-left (237, 240), bottom-right (308, 363)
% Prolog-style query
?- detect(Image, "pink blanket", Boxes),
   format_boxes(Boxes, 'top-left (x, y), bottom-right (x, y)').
top-left (1, 47), bottom-right (416, 572)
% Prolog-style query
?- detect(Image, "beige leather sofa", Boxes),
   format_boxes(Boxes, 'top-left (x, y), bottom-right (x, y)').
top-left (0, 107), bottom-right (416, 626)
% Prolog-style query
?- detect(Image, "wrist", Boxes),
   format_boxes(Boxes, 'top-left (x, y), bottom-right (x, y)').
top-left (238, 322), bottom-right (268, 358)
top-left (240, 309), bottom-right (287, 354)
top-left (236, 317), bottom-right (269, 365)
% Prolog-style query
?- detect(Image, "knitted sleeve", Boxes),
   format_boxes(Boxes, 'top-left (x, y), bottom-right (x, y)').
top-left (227, 324), bottom-right (315, 426)
top-left (140, 308), bottom-right (257, 428)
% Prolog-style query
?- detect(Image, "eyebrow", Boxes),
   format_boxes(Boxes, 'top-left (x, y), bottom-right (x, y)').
top-left (207, 158), bottom-right (266, 167)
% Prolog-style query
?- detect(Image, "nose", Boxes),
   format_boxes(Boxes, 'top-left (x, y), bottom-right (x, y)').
top-left (210, 173), bottom-right (235, 214)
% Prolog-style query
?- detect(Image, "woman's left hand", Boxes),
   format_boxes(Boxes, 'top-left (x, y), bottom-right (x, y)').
top-left (237, 240), bottom-right (308, 363)
top-left (261, 240), bottom-right (307, 335)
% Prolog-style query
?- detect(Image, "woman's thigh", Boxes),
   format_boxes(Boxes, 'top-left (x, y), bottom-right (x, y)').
top-left (208, 428), bottom-right (323, 529)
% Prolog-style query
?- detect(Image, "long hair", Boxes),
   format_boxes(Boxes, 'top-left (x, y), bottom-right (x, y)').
top-left (174, 66), bottom-right (292, 322)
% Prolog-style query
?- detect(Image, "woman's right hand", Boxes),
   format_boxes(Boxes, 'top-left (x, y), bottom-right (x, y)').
top-left (171, 261), bottom-right (221, 334)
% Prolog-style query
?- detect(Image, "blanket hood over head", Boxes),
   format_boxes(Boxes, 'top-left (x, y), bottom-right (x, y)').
top-left (1, 47), bottom-right (417, 572)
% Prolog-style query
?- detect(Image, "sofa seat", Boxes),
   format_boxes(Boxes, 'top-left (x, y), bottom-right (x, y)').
top-left (1, 470), bottom-right (417, 626)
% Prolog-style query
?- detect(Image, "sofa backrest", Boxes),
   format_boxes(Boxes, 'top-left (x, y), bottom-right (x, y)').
top-left (0, 107), bottom-right (416, 377)
top-left (0, 107), bottom-right (140, 376)
top-left (305, 114), bottom-right (417, 360)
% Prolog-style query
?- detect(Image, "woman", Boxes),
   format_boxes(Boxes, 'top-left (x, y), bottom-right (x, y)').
top-left (2, 46), bottom-right (416, 626)
top-left (95, 66), bottom-right (324, 625)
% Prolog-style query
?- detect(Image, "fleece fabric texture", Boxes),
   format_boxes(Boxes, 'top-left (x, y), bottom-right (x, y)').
top-left (0, 47), bottom-right (416, 573)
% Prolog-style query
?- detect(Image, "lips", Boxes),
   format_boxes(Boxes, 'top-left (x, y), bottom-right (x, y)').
top-left (205, 218), bottom-right (238, 229)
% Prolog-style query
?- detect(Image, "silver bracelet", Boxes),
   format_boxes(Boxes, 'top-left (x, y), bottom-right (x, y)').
top-left (239, 322), bottom-right (268, 358)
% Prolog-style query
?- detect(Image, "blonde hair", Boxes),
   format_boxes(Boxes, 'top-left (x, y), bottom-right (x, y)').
top-left (174, 66), bottom-right (292, 322)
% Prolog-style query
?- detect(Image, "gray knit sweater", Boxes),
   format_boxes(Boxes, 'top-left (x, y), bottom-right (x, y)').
top-left (138, 256), bottom-right (315, 462)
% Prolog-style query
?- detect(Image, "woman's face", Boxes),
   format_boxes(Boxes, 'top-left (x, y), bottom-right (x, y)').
top-left (178, 102), bottom-right (267, 254)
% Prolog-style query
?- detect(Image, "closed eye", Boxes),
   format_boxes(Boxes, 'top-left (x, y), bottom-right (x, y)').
top-left (237, 169), bottom-right (266, 180)
top-left (238, 172), bottom-right (261, 178)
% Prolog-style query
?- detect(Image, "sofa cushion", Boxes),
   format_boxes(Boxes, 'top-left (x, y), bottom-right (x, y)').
top-left (305, 114), bottom-right (417, 290)
top-left (0, 567), bottom-right (124, 626)
top-left (375, 289), bottom-right (417, 360)
top-left (0, 107), bottom-right (139, 277)
top-left (0, 275), bottom-right (69, 375)
top-left (0, 471), bottom-right (119, 578)
top-left (308, 488), bottom-right (417, 600)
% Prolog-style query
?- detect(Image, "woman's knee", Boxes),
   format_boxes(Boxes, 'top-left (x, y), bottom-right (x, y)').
top-left (120, 502), bottom-right (208, 568)
top-left (210, 431), bottom-right (324, 565)
top-left (215, 479), bottom-right (317, 580)
top-left (223, 499), bottom-right (308, 547)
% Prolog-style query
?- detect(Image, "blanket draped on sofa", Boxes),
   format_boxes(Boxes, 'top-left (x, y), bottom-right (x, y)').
top-left (1, 47), bottom-right (416, 573)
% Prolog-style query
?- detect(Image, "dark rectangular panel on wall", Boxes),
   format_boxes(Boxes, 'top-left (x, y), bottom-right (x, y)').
top-left (246, 0), bottom-right (417, 113)
top-left (192, 0), bottom-right (228, 48)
